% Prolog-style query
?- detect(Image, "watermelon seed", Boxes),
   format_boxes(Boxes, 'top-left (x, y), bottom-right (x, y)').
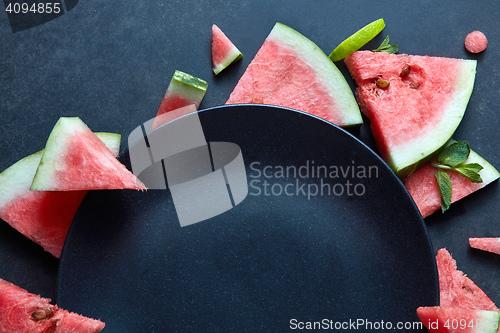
top-left (31, 307), bottom-right (53, 320)
top-left (400, 65), bottom-right (411, 78)
top-left (410, 81), bottom-right (420, 89)
top-left (376, 79), bottom-right (390, 89)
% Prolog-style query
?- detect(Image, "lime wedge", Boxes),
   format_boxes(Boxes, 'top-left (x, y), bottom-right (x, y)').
top-left (329, 18), bottom-right (385, 62)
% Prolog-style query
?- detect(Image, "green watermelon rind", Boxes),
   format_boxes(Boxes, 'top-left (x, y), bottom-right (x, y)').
top-left (392, 59), bottom-right (477, 177)
top-left (269, 23), bottom-right (363, 127)
top-left (168, 70), bottom-right (208, 104)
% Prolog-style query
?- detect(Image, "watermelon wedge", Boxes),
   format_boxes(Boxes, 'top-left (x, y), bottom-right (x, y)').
top-left (344, 50), bottom-right (477, 177)
top-left (0, 278), bottom-right (105, 332)
top-left (436, 248), bottom-right (499, 311)
top-left (403, 142), bottom-right (500, 218)
top-left (30, 117), bottom-right (146, 191)
top-left (212, 24), bottom-right (243, 75)
top-left (0, 133), bottom-right (120, 258)
top-left (226, 22), bottom-right (363, 127)
top-left (470, 238), bottom-right (500, 256)
top-left (417, 306), bottom-right (500, 333)
top-left (151, 70), bottom-right (207, 129)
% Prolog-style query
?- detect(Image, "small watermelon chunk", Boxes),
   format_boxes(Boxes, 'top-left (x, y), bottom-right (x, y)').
top-left (470, 238), bottom-right (500, 256)
top-left (436, 248), bottom-right (499, 311)
top-left (226, 22), bottom-right (363, 127)
top-left (465, 31), bottom-right (488, 54)
top-left (30, 117), bottom-right (146, 191)
top-left (0, 133), bottom-right (120, 258)
top-left (403, 141), bottom-right (499, 218)
top-left (212, 24), bottom-right (243, 75)
top-left (344, 51), bottom-right (476, 177)
top-left (152, 70), bottom-right (207, 129)
top-left (417, 306), bottom-right (500, 333)
top-left (0, 278), bottom-right (105, 332)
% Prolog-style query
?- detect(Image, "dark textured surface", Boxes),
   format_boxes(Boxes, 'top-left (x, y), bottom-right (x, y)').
top-left (0, 0), bottom-right (499, 330)
top-left (58, 105), bottom-right (437, 332)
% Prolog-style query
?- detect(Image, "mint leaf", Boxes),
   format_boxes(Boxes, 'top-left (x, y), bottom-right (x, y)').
top-left (438, 141), bottom-right (470, 167)
top-left (454, 163), bottom-right (484, 183)
top-left (372, 35), bottom-right (399, 53)
top-left (435, 168), bottom-right (452, 213)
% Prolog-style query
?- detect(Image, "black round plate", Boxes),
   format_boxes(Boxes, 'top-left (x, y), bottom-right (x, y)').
top-left (57, 105), bottom-right (438, 332)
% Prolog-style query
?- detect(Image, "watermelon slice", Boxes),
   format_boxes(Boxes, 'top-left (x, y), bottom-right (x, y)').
top-left (436, 248), bottom-right (499, 311)
top-left (417, 306), bottom-right (500, 333)
top-left (151, 70), bottom-right (208, 129)
top-left (403, 142), bottom-right (499, 218)
top-left (226, 22), bottom-right (363, 127)
top-left (0, 278), bottom-right (105, 332)
top-left (30, 117), bottom-right (146, 191)
top-left (0, 133), bottom-right (120, 258)
top-left (470, 238), bottom-right (500, 256)
top-left (344, 50), bottom-right (477, 177)
top-left (212, 24), bottom-right (243, 75)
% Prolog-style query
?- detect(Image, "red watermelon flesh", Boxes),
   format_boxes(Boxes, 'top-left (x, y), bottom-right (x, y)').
top-left (212, 24), bottom-right (243, 75)
top-left (0, 133), bottom-right (120, 258)
top-left (436, 248), bottom-right (499, 311)
top-left (403, 142), bottom-right (499, 218)
top-left (226, 22), bottom-right (363, 127)
top-left (417, 306), bottom-right (500, 333)
top-left (344, 51), bottom-right (476, 177)
top-left (0, 278), bottom-right (105, 333)
top-left (30, 117), bottom-right (146, 191)
top-left (152, 70), bottom-right (207, 129)
top-left (470, 238), bottom-right (500, 256)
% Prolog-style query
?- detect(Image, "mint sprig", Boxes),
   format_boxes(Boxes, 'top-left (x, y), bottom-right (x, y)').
top-left (372, 35), bottom-right (399, 54)
top-left (432, 141), bottom-right (484, 213)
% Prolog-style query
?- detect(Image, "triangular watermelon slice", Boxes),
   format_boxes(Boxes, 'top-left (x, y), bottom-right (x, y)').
top-left (436, 248), bottom-right (499, 311)
top-left (0, 278), bottom-right (105, 332)
top-left (344, 50), bottom-right (477, 177)
top-left (212, 24), bottom-right (243, 75)
top-left (226, 22), bottom-right (363, 127)
top-left (30, 117), bottom-right (146, 191)
top-left (470, 238), bottom-right (500, 256)
top-left (417, 306), bottom-right (500, 333)
top-left (0, 133), bottom-right (120, 258)
top-left (151, 70), bottom-right (207, 129)
top-left (403, 141), bottom-right (500, 218)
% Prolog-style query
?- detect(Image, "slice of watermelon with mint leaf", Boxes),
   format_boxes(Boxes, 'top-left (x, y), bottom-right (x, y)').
top-left (30, 117), bottom-right (146, 191)
top-left (432, 141), bottom-right (485, 213)
top-left (403, 140), bottom-right (499, 218)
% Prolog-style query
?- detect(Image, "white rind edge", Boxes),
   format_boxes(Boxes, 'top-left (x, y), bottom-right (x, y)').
top-left (390, 59), bottom-right (477, 173)
top-left (213, 47), bottom-right (242, 75)
top-left (268, 23), bottom-right (363, 126)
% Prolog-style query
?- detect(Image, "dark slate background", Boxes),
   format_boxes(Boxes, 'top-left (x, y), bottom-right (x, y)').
top-left (0, 0), bottom-right (499, 326)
